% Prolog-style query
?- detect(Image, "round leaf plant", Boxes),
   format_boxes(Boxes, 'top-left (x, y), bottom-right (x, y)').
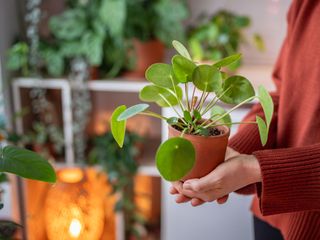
top-left (111, 40), bottom-right (274, 181)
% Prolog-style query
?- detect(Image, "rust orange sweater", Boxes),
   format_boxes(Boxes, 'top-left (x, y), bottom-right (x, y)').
top-left (229, 0), bottom-right (320, 239)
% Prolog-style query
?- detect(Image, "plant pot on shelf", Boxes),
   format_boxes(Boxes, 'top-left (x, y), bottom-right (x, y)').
top-left (123, 39), bottom-right (165, 79)
top-left (168, 124), bottom-right (230, 181)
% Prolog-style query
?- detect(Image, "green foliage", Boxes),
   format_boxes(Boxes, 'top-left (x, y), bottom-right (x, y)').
top-left (192, 65), bottom-right (222, 92)
top-left (0, 146), bottom-right (56, 183)
top-left (145, 63), bottom-right (178, 88)
top-left (188, 10), bottom-right (265, 70)
top-left (118, 104), bottom-right (149, 121)
top-left (210, 106), bottom-right (231, 125)
top-left (156, 137), bottom-right (195, 181)
top-left (126, 1), bottom-right (189, 46)
top-left (111, 105), bottom-right (127, 148)
top-left (89, 131), bottom-right (144, 238)
top-left (6, 42), bottom-right (30, 76)
top-left (111, 40), bottom-right (274, 181)
top-left (219, 76), bottom-right (255, 104)
top-left (172, 55), bottom-right (196, 83)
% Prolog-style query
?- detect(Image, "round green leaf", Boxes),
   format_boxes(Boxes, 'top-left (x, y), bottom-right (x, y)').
top-left (213, 53), bottom-right (242, 69)
top-left (111, 105), bottom-right (127, 148)
top-left (0, 146), bottom-right (56, 183)
top-left (117, 104), bottom-right (149, 121)
top-left (258, 86), bottom-right (274, 127)
top-left (210, 105), bottom-right (231, 125)
top-left (192, 65), bottom-right (222, 92)
top-left (219, 75), bottom-right (255, 104)
top-left (139, 85), bottom-right (183, 107)
top-left (256, 116), bottom-right (268, 146)
top-left (156, 137), bottom-right (195, 181)
top-left (172, 55), bottom-right (196, 83)
top-left (145, 63), bottom-right (178, 88)
top-left (172, 40), bottom-right (192, 60)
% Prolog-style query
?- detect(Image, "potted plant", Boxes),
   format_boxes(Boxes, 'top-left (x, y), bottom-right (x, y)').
top-left (110, 40), bottom-right (273, 182)
top-left (188, 10), bottom-right (265, 71)
top-left (124, 0), bottom-right (189, 78)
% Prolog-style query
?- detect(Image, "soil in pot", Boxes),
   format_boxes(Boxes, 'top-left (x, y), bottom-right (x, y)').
top-left (123, 39), bottom-right (165, 79)
top-left (168, 124), bottom-right (230, 181)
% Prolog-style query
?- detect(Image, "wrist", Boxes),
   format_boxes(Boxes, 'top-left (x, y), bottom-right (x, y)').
top-left (243, 154), bottom-right (262, 183)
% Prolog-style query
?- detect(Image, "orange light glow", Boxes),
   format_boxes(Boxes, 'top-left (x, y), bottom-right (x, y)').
top-left (69, 218), bottom-right (82, 238)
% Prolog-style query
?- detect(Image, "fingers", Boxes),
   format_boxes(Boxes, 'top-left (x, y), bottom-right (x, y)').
top-left (169, 186), bottom-right (179, 194)
top-left (183, 175), bottom-right (215, 192)
top-left (191, 198), bottom-right (205, 207)
top-left (175, 194), bottom-right (191, 203)
top-left (217, 195), bottom-right (229, 204)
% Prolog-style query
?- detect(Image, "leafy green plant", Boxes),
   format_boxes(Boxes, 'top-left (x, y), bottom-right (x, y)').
top-left (6, 42), bottom-right (30, 76)
top-left (126, 0), bottom-right (189, 46)
top-left (111, 40), bottom-right (274, 181)
top-left (89, 131), bottom-right (145, 239)
top-left (188, 10), bottom-right (265, 70)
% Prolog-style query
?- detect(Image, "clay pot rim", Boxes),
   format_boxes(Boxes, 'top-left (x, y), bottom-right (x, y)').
top-left (168, 122), bottom-right (230, 139)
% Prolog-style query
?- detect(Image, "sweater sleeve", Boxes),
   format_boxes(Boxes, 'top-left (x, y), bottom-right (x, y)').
top-left (253, 144), bottom-right (320, 215)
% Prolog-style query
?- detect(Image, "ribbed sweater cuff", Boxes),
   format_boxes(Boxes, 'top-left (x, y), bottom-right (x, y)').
top-left (253, 145), bottom-right (320, 215)
top-left (229, 125), bottom-right (263, 154)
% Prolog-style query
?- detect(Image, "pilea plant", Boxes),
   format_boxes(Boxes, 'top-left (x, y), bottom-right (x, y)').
top-left (111, 40), bottom-right (273, 181)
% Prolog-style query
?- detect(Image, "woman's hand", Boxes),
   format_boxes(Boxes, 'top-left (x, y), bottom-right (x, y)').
top-left (170, 147), bottom-right (262, 206)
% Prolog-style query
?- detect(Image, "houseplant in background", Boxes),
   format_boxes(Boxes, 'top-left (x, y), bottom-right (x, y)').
top-left (188, 10), bottom-right (265, 71)
top-left (90, 131), bottom-right (146, 239)
top-left (124, 0), bottom-right (189, 77)
top-left (111, 40), bottom-right (273, 181)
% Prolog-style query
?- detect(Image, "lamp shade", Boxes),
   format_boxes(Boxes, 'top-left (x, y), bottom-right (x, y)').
top-left (45, 167), bottom-right (106, 240)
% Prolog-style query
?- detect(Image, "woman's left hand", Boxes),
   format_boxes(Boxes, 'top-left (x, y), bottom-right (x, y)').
top-left (170, 148), bottom-right (262, 206)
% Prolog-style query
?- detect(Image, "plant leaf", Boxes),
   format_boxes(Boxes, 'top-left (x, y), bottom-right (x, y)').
top-left (256, 116), bottom-right (268, 146)
top-left (111, 105), bottom-right (127, 147)
top-left (192, 65), bottom-right (222, 92)
top-left (167, 117), bottom-right (179, 125)
top-left (219, 75), bottom-right (255, 104)
top-left (183, 111), bottom-right (192, 123)
top-left (258, 86), bottom-right (274, 127)
top-left (117, 104), bottom-right (149, 121)
top-left (0, 146), bottom-right (56, 183)
top-left (172, 55), bottom-right (196, 83)
top-left (139, 85), bottom-right (183, 107)
top-left (172, 40), bottom-right (192, 60)
top-left (193, 110), bottom-right (201, 121)
top-left (213, 53), bottom-right (242, 69)
top-left (210, 106), bottom-right (232, 125)
top-left (145, 63), bottom-right (178, 88)
top-left (156, 137), bottom-right (195, 181)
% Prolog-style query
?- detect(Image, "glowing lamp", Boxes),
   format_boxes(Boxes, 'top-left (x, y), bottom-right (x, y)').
top-left (45, 167), bottom-right (106, 240)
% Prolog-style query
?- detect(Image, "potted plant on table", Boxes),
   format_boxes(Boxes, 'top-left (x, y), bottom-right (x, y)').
top-left (111, 40), bottom-right (273, 181)
top-left (124, 0), bottom-right (189, 78)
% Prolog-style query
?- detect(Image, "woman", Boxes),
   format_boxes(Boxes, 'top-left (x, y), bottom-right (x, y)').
top-left (171, 1), bottom-right (320, 239)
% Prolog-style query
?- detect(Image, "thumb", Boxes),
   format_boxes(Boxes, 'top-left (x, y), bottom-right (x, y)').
top-left (183, 174), bottom-right (213, 192)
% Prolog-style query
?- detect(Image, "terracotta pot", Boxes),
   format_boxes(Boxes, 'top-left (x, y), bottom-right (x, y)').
top-left (168, 124), bottom-right (230, 181)
top-left (89, 66), bottom-right (99, 80)
top-left (123, 39), bottom-right (165, 79)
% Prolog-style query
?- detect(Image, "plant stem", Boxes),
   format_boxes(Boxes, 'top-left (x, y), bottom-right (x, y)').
top-left (195, 89), bottom-right (206, 110)
top-left (138, 111), bottom-right (168, 121)
top-left (159, 94), bottom-right (187, 124)
top-left (170, 76), bottom-right (186, 112)
top-left (191, 86), bottom-right (197, 111)
top-left (185, 83), bottom-right (191, 111)
top-left (201, 86), bottom-right (232, 116)
top-left (204, 96), bottom-right (256, 128)
top-left (197, 92), bottom-right (210, 112)
top-left (180, 128), bottom-right (188, 138)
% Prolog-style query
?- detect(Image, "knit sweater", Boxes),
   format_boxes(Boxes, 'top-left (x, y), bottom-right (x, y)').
top-left (229, 1), bottom-right (320, 239)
